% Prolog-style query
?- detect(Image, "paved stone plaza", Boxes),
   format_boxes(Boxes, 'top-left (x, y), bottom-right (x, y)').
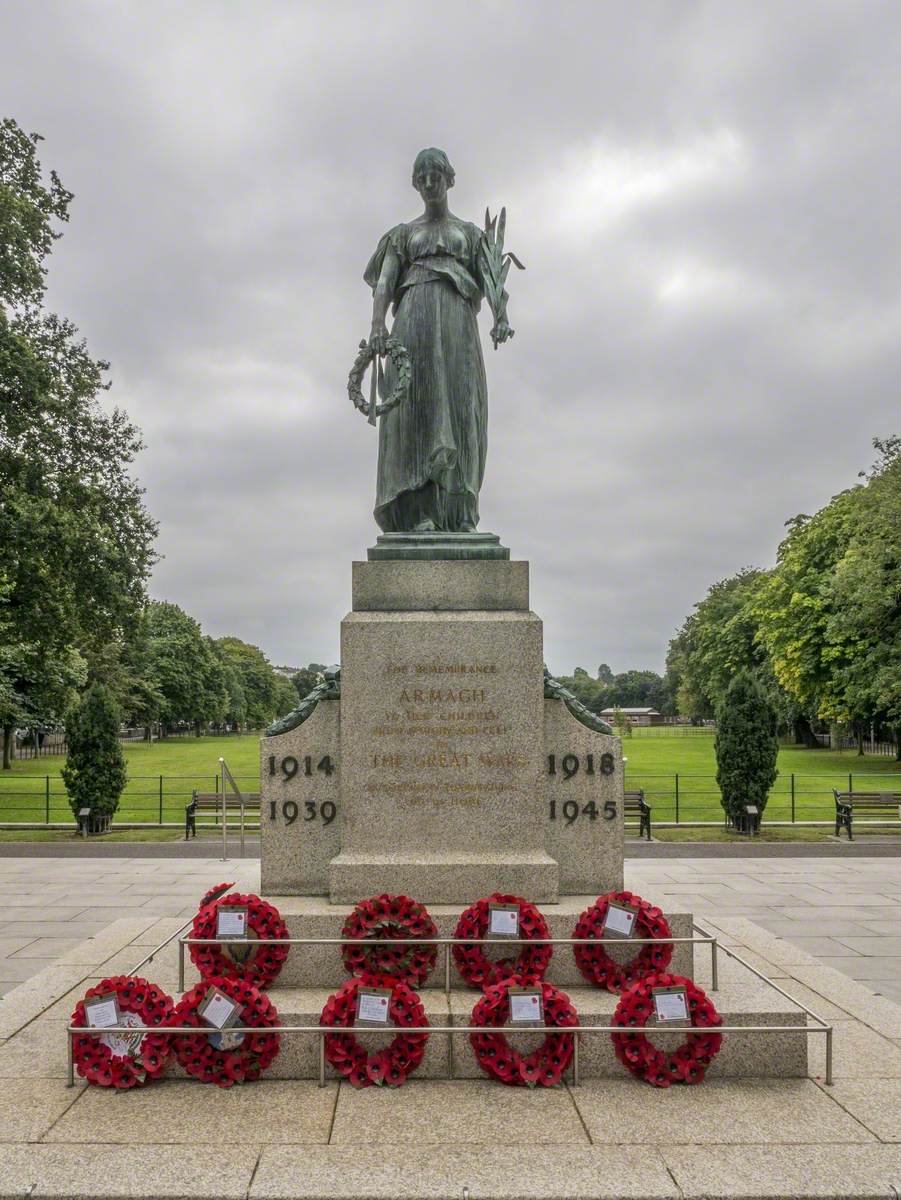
top-left (1, 852), bottom-right (898, 1003)
top-left (0, 857), bottom-right (898, 1199)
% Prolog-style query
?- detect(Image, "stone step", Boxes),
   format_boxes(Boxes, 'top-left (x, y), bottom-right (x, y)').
top-left (328, 850), bottom-right (560, 906)
top-left (266, 896), bottom-right (695, 989)
top-left (258, 959), bottom-right (807, 1081)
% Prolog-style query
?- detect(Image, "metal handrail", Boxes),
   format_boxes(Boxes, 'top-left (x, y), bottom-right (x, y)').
top-left (692, 920), bottom-right (833, 1084)
top-left (218, 756), bottom-right (247, 859)
top-left (64, 1019), bottom-right (832, 1089)
top-left (82, 917), bottom-right (830, 1090)
top-left (176, 933), bottom-right (720, 996)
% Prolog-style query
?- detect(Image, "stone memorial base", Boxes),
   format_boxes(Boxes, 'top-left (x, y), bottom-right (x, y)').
top-left (266, 897), bottom-right (696, 989)
top-left (261, 553), bottom-right (624, 905)
top-left (327, 849), bottom-right (560, 906)
top-left (2, 900), bottom-right (899, 1199)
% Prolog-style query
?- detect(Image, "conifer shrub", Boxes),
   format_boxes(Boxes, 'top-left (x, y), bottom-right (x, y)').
top-left (62, 684), bottom-right (127, 831)
top-left (715, 671), bottom-right (779, 828)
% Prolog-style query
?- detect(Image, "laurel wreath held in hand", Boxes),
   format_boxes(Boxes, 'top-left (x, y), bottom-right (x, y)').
top-left (347, 336), bottom-right (411, 420)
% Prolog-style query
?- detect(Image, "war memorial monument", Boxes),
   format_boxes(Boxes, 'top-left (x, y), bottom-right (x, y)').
top-left (2, 147), bottom-right (898, 1200)
top-left (252, 148), bottom-right (808, 1086)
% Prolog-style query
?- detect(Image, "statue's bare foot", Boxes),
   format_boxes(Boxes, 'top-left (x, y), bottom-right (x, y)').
top-left (412, 518), bottom-right (436, 532)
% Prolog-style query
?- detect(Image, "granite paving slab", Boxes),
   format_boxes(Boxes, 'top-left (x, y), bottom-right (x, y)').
top-left (0, 1078), bottom-right (83, 1142)
top-left (788, 963), bottom-right (901, 1038)
top-left (808, 1017), bottom-right (901, 1079)
top-left (0, 1142), bottom-right (260, 1198)
top-left (250, 1144), bottom-right (679, 1199)
top-left (661, 1143), bottom-right (901, 1198)
top-left (574, 1078), bottom-right (874, 1144)
top-left (825, 1077), bottom-right (901, 1141)
top-left (328, 1078), bottom-right (588, 1145)
top-left (0, 1016), bottom-right (75, 1079)
top-left (45, 1079), bottom-right (338, 1144)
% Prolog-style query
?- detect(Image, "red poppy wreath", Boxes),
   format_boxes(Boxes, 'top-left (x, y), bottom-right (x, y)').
top-left (319, 974), bottom-right (430, 1088)
top-left (452, 893), bottom-right (551, 988)
top-left (470, 979), bottom-right (579, 1087)
top-left (572, 890), bottom-right (673, 992)
top-left (170, 976), bottom-right (281, 1086)
top-left (611, 972), bottom-right (723, 1087)
top-left (198, 880), bottom-right (235, 909)
top-left (189, 889), bottom-right (289, 988)
top-left (341, 893), bottom-right (438, 987)
top-left (70, 976), bottom-right (175, 1089)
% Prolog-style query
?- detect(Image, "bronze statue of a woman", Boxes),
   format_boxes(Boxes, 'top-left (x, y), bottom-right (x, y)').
top-left (361, 148), bottom-right (521, 534)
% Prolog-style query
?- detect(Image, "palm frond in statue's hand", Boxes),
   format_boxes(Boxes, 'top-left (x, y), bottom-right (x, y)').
top-left (480, 207), bottom-right (525, 349)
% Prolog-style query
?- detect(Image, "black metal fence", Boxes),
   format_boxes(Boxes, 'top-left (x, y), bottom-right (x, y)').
top-left (1, 770), bottom-right (899, 827)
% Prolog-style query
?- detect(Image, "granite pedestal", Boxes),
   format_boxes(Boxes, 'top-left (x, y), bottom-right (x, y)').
top-left (261, 555), bottom-right (625, 907)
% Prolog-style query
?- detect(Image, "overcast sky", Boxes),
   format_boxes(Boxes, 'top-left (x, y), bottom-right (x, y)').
top-left (3, 1), bottom-right (899, 675)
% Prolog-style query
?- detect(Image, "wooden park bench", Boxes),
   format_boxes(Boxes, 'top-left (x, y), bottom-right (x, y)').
top-left (185, 791), bottom-right (261, 839)
top-left (624, 789), bottom-right (652, 840)
top-left (833, 789), bottom-right (901, 840)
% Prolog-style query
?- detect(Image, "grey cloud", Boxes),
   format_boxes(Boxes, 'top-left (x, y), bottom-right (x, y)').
top-left (3, 0), bottom-right (899, 673)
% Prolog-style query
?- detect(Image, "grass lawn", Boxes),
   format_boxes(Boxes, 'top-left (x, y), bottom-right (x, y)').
top-left (623, 730), bottom-right (900, 823)
top-left (0, 730), bottom-right (898, 830)
top-left (0, 735), bottom-right (262, 824)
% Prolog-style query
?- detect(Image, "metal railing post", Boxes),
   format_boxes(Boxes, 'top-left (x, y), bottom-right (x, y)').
top-left (318, 1032), bottom-right (326, 1087)
top-left (220, 757), bottom-right (227, 862)
top-left (825, 1026), bottom-right (833, 1085)
top-left (45, 775), bottom-right (50, 825)
top-left (445, 944), bottom-right (452, 997)
top-left (675, 773), bottom-right (680, 824)
top-left (791, 773), bottom-right (795, 823)
top-left (159, 775), bottom-right (164, 826)
top-left (572, 1031), bottom-right (580, 1086)
top-left (178, 939), bottom-right (185, 993)
top-left (67, 1033), bottom-right (74, 1087)
top-left (711, 938), bottom-right (719, 991)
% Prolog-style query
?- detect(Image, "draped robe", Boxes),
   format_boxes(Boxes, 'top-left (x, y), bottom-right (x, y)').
top-left (364, 217), bottom-right (488, 532)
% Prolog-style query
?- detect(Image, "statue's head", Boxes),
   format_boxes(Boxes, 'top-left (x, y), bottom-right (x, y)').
top-left (412, 147), bottom-right (455, 202)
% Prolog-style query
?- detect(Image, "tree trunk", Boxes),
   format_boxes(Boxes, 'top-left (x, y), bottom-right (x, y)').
top-left (895, 728), bottom-right (901, 762)
top-left (1, 725), bottom-right (12, 770)
top-left (194, 719), bottom-right (202, 737)
top-left (793, 714), bottom-right (820, 748)
top-left (856, 724), bottom-right (865, 756)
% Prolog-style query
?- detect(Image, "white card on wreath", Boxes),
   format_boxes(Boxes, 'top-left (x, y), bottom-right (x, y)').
top-left (603, 904), bottom-right (637, 938)
top-left (488, 905), bottom-right (519, 937)
top-left (84, 994), bottom-right (120, 1029)
top-left (201, 991), bottom-right (239, 1030)
top-left (653, 988), bottom-right (689, 1023)
top-left (509, 990), bottom-right (543, 1026)
top-left (355, 987), bottom-right (393, 1027)
top-left (216, 908), bottom-right (247, 938)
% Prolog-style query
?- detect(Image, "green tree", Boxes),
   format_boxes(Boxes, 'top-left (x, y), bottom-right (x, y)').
top-left (1, 119), bottom-right (157, 764)
top-left (715, 671), bottom-right (779, 828)
top-left (607, 669), bottom-right (669, 711)
top-left (146, 601), bottom-right (223, 732)
top-left (83, 611), bottom-right (164, 734)
top-left (215, 637), bottom-right (279, 728)
top-left (821, 437), bottom-right (901, 755)
top-left (750, 438), bottom-right (901, 752)
top-left (291, 663), bottom-right (327, 700)
top-left (61, 682), bottom-right (127, 829)
top-left (273, 674), bottom-right (299, 718)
